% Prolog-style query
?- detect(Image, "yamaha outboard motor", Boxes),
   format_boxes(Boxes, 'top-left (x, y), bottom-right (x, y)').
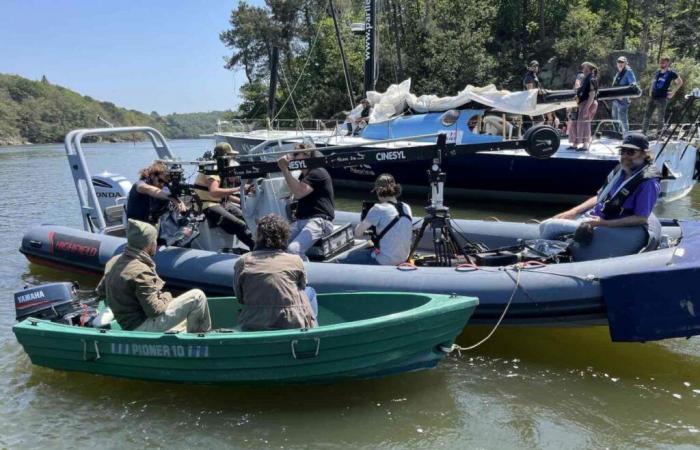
top-left (14, 282), bottom-right (79, 322)
top-left (91, 172), bottom-right (132, 227)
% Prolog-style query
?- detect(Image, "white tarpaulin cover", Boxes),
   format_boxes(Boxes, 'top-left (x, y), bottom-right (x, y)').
top-left (347, 79), bottom-right (577, 123)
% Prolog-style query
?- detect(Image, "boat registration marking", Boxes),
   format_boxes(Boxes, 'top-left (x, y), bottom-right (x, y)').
top-left (110, 343), bottom-right (209, 358)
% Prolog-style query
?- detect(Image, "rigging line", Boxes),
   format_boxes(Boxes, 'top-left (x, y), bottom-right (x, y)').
top-left (271, 18), bottom-right (324, 123)
top-left (279, 65), bottom-right (304, 132)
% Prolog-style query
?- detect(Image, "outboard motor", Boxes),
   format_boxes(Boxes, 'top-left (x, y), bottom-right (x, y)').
top-left (14, 282), bottom-right (78, 322)
top-left (91, 172), bottom-right (132, 227)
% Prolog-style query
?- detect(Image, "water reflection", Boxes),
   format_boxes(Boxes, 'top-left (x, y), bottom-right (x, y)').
top-left (4, 139), bottom-right (700, 449)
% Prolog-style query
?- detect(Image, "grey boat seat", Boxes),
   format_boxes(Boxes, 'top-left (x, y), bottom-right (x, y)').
top-left (570, 213), bottom-right (662, 261)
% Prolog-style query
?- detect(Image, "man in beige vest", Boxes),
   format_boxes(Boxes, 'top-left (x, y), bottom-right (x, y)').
top-left (193, 143), bottom-right (255, 249)
top-left (96, 219), bottom-right (211, 333)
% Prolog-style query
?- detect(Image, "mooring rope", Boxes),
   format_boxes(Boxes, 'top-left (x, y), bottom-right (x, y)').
top-left (447, 265), bottom-right (522, 353)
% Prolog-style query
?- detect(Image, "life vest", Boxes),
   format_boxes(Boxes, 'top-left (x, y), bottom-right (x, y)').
top-left (370, 202), bottom-right (411, 249)
top-left (192, 172), bottom-right (224, 210)
top-left (598, 163), bottom-right (661, 219)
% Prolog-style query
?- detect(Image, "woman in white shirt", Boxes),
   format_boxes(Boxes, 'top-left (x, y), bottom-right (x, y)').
top-left (337, 174), bottom-right (413, 265)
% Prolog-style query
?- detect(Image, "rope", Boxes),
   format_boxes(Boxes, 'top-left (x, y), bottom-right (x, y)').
top-left (271, 21), bottom-right (323, 123)
top-left (279, 65), bottom-right (304, 130)
top-left (449, 266), bottom-right (522, 352)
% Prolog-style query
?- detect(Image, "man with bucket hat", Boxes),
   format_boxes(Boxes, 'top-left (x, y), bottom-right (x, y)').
top-left (96, 219), bottom-right (211, 333)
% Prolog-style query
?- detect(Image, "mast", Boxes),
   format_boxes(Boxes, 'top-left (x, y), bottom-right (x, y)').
top-left (364, 0), bottom-right (378, 95)
top-left (329, 0), bottom-right (355, 110)
top-left (267, 46), bottom-right (279, 121)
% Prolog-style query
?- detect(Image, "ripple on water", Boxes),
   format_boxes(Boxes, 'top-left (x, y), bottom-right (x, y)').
top-left (3, 141), bottom-right (700, 449)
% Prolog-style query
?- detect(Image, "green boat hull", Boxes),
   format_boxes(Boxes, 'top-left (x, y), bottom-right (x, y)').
top-left (13, 292), bottom-right (478, 384)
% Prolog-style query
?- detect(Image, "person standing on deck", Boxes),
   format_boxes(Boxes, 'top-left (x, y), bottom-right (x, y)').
top-left (571, 62), bottom-right (599, 151)
top-left (523, 60), bottom-right (542, 130)
top-left (611, 56), bottom-right (637, 134)
top-left (642, 56), bottom-right (683, 135)
top-left (566, 70), bottom-right (585, 147)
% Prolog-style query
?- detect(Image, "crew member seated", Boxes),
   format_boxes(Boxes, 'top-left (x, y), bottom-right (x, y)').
top-left (277, 143), bottom-right (335, 257)
top-left (345, 98), bottom-right (373, 136)
top-left (96, 219), bottom-right (211, 333)
top-left (126, 162), bottom-right (187, 225)
top-left (539, 132), bottom-right (661, 259)
top-left (193, 142), bottom-right (255, 250)
top-left (234, 214), bottom-right (318, 331)
top-left (337, 174), bottom-right (413, 265)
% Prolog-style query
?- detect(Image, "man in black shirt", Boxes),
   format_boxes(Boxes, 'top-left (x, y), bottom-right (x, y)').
top-left (523, 60), bottom-right (540, 90)
top-left (642, 56), bottom-right (683, 134)
top-left (277, 143), bottom-right (335, 256)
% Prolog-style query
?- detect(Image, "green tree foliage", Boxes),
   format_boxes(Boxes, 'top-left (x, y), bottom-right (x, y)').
top-left (553, 4), bottom-right (612, 66)
top-left (0, 74), bottom-right (230, 145)
top-left (221, 0), bottom-right (699, 125)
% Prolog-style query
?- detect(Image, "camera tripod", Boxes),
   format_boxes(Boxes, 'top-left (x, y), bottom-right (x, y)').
top-left (407, 140), bottom-right (483, 267)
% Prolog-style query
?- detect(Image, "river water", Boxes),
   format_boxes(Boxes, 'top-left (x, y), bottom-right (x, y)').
top-left (1, 139), bottom-right (699, 449)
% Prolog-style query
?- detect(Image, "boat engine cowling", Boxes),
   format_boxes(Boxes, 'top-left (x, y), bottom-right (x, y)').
top-left (91, 172), bottom-right (132, 226)
top-left (14, 282), bottom-right (78, 322)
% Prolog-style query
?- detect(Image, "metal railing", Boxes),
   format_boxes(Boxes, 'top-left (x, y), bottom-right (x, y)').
top-left (64, 127), bottom-right (174, 233)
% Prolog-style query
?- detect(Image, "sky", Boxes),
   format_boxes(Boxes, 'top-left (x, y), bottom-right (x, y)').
top-left (0, 0), bottom-right (265, 114)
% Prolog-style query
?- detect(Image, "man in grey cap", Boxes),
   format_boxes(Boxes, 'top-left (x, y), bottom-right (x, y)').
top-left (96, 219), bottom-right (211, 333)
top-left (611, 55), bottom-right (637, 133)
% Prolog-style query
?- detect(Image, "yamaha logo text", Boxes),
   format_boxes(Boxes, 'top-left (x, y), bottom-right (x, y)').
top-left (16, 290), bottom-right (46, 304)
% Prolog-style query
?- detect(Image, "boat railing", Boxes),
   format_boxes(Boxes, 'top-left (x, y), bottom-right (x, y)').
top-left (64, 126), bottom-right (174, 233)
top-left (216, 118), bottom-right (341, 134)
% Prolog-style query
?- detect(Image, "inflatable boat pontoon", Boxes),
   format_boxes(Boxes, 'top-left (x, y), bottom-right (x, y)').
top-left (19, 126), bottom-right (700, 342)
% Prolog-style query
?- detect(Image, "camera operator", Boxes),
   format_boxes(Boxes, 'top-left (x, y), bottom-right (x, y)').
top-left (277, 143), bottom-right (335, 257)
top-left (126, 162), bottom-right (187, 225)
top-left (193, 143), bottom-right (255, 250)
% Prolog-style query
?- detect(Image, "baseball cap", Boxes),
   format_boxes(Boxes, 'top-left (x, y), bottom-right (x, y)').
top-left (617, 56), bottom-right (628, 63)
top-left (618, 132), bottom-right (649, 151)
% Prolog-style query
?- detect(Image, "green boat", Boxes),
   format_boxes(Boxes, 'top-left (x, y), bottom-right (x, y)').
top-left (13, 292), bottom-right (478, 384)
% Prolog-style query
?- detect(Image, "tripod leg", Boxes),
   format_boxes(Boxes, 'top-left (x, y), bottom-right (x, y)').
top-left (446, 222), bottom-right (469, 258)
top-left (408, 217), bottom-right (431, 261)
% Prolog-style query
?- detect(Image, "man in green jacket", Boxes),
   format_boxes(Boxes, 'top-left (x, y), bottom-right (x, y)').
top-left (96, 219), bottom-right (211, 333)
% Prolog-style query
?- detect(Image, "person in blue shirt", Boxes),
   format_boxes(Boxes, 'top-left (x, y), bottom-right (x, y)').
top-left (642, 56), bottom-right (683, 134)
top-left (611, 56), bottom-right (637, 134)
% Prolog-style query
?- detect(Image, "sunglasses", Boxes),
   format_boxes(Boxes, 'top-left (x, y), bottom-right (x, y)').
top-left (619, 148), bottom-right (640, 156)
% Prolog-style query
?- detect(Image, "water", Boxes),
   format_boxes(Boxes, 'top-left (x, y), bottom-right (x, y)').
top-left (1, 139), bottom-right (700, 449)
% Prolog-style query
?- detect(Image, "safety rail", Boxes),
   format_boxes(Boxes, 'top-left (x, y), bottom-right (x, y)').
top-left (64, 127), bottom-right (174, 233)
top-left (216, 118), bottom-right (341, 134)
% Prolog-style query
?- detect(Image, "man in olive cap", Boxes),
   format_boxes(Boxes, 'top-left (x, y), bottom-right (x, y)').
top-left (192, 142), bottom-right (255, 250)
top-left (96, 219), bottom-right (211, 332)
